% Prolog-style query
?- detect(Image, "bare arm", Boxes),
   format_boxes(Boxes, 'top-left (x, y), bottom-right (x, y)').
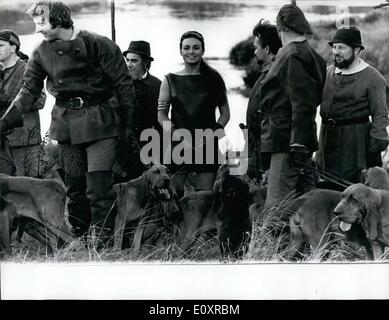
top-left (157, 76), bottom-right (174, 132)
top-left (216, 97), bottom-right (230, 128)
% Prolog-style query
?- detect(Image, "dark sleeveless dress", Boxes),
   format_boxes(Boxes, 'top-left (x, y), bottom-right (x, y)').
top-left (165, 73), bottom-right (227, 173)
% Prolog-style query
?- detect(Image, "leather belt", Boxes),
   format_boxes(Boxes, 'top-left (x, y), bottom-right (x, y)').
top-left (322, 116), bottom-right (369, 128)
top-left (56, 94), bottom-right (113, 109)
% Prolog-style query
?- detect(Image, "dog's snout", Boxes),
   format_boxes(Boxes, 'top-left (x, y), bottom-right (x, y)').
top-left (333, 210), bottom-right (341, 216)
top-left (333, 201), bottom-right (344, 216)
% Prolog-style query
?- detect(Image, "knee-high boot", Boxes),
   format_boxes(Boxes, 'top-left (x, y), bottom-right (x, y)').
top-left (66, 175), bottom-right (92, 237)
top-left (86, 171), bottom-right (117, 242)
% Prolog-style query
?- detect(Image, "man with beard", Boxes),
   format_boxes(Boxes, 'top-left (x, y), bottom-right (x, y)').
top-left (115, 41), bottom-right (162, 180)
top-left (245, 20), bottom-right (282, 182)
top-left (316, 26), bottom-right (389, 184)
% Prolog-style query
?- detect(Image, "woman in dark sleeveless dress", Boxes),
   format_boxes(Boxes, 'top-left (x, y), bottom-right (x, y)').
top-left (158, 31), bottom-right (230, 199)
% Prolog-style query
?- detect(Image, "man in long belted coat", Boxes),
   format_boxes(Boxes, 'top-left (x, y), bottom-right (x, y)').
top-left (0, 1), bottom-right (137, 245)
top-left (316, 26), bottom-right (389, 184)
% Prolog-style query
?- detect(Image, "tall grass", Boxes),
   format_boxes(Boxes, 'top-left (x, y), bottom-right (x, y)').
top-left (5, 194), bottom-right (387, 263)
top-left (5, 225), bottom-right (220, 263)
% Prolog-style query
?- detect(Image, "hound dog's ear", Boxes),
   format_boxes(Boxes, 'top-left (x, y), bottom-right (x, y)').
top-left (136, 170), bottom-right (151, 208)
top-left (168, 184), bottom-right (178, 200)
top-left (362, 188), bottom-right (382, 241)
top-left (212, 179), bottom-right (223, 214)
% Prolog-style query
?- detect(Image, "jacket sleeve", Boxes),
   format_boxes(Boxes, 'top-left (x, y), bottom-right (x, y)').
top-left (278, 55), bottom-right (319, 149)
top-left (368, 69), bottom-right (389, 152)
top-left (29, 89), bottom-right (46, 112)
top-left (2, 49), bottom-right (46, 128)
top-left (97, 36), bottom-right (137, 130)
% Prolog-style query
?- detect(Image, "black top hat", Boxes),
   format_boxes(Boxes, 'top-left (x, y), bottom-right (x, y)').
top-left (328, 26), bottom-right (364, 50)
top-left (0, 29), bottom-right (20, 49)
top-left (123, 40), bottom-right (154, 61)
top-left (276, 4), bottom-right (312, 35)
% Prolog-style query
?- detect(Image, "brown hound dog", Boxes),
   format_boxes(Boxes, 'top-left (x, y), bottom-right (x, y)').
top-left (177, 164), bottom-right (230, 252)
top-left (334, 183), bottom-right (389, 260)
top-left (113, 164), bottom-right (179, 250)
top-left (288, 167), bottom-right (389, 260)
top-left (0, 174), bottom-right (74, 256)
top-left (287, 188), bottom-right (378, 260)
top-left (288, 189), bottom-right (342, 259)
top-left (363, 166), bottom-right (389, 190)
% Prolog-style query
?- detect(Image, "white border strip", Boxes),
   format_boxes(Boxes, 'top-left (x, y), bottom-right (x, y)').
top-left (1, 262), bottom-right (389, 300)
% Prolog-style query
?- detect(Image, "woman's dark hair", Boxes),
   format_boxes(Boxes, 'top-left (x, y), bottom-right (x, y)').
top-left (180, 30), bottom-right (205, 50)
top-left (27, 1), bottom-right (73, 29)
top-left (252, 19), bottom-right (282, 55)
top-left (180, 31), bottom-right (227, 101)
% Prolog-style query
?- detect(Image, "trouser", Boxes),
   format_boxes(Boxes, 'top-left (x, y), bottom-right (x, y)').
top-left (0, 142), bottom-right (41, 177)
top-left (264, 152), bottom-right (315, 209)
top-left (59, 138), bottom-right (117, 237)
top-left (114, 130), bottom-right (146, 182)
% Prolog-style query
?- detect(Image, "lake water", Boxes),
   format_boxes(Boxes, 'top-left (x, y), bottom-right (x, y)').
top-left (12, 0), bottom-right (373, 150)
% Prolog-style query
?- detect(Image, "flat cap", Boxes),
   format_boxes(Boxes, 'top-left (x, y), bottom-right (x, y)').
top-left (0, 29), bottom-right (20, 49)
top-left (276, 4), bottom-right (312, 35)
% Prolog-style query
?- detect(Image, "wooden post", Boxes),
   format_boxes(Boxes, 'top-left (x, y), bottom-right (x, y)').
top-left (110, 0), bottom-right (116, 42)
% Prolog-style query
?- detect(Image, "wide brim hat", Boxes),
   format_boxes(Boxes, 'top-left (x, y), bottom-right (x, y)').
top-left (276, 4), bottom-right (312, 35)
top-left (123, 40), bottom-right (154, 61)
top-left (328, 26), bottom-right (364, 50)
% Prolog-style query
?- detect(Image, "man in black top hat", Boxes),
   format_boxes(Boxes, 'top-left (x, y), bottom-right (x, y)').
top-left (260, 4), bottom-right (327, 208)
top-left (316, 26), bottom-right (389, 184)
top-left (116, 41), bottom-right (162, 180)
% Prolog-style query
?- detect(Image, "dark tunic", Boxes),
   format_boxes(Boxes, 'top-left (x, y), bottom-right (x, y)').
top-left (133, 72), bottom-right (161, 135)
top-left (165, 73), bottom-right (227, 172)
top-left (116, 72), bottom-right (161, 180)
top-left (316, 63), bottom-right (389, 182)
top-left (260, 40), bottom-right (327, 153)
top-left (3, 30), bottom-right (136, 145)
top-left (0, 58), bottom-right (45, 146)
